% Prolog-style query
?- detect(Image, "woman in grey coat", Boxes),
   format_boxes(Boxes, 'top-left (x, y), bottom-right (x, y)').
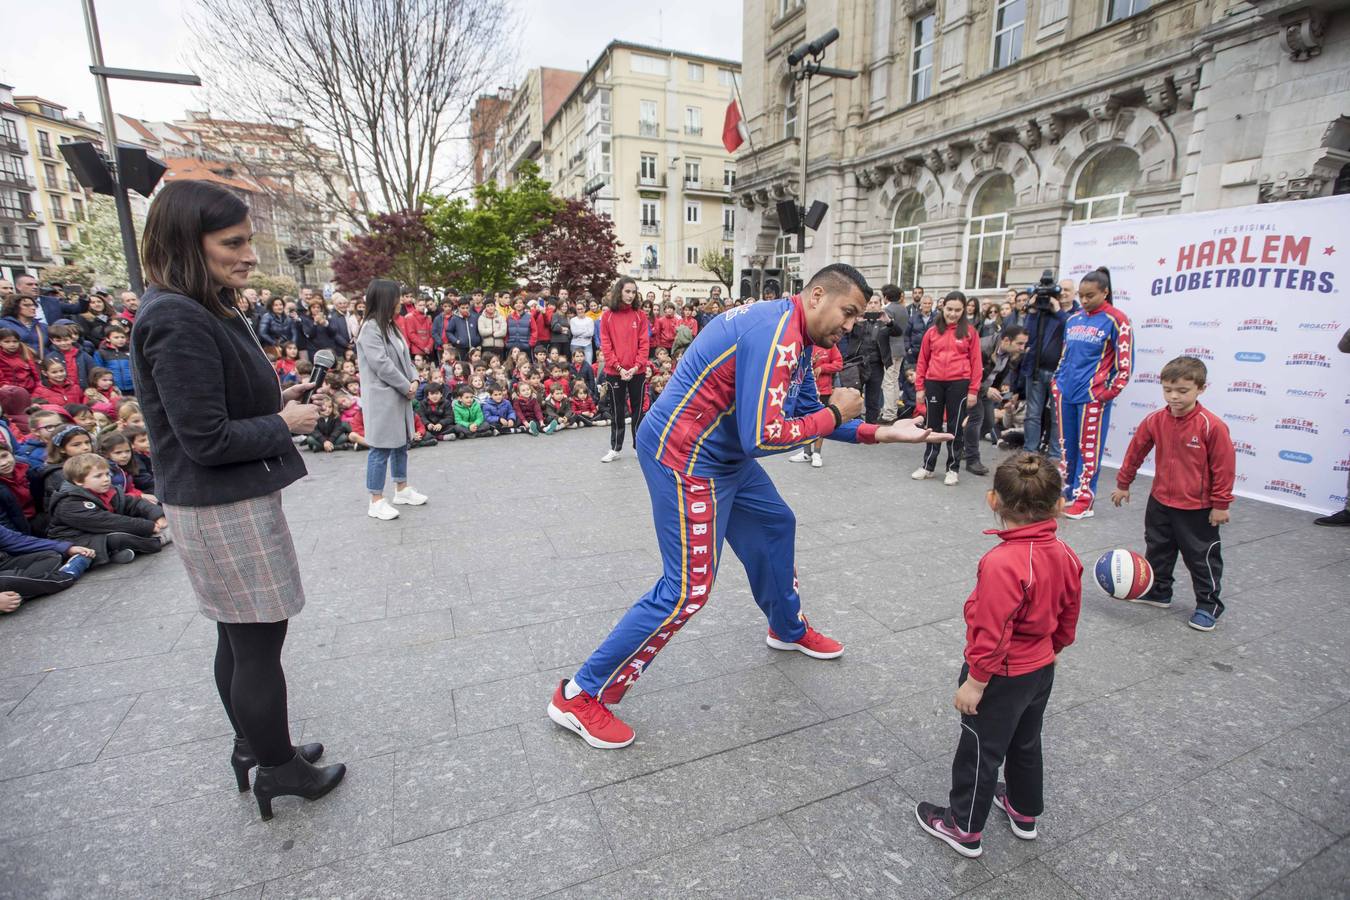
top-left (356, 279), bottom-right (429, 520)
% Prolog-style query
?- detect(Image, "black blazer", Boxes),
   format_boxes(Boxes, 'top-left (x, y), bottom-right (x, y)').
top-left (130, 287), bottom-right (306, 507)
top-left (328, 314), bottom-right (352, 351)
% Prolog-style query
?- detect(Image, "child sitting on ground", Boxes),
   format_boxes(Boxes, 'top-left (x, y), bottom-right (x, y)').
top-left (513, 383), bottom-right (545, 436)
top-left (34, 425), bottom-right (95, 515)
top-left (33, 358), bottom-right (83, 407)
top-left (84, 367), bottom-right (122, 421)
top-left (0, 328), bottom-right (40, 393)
top-left (0, 442), bottom-right (38, 534)
top-left (915, 452), bottom-right (1081, 860)
top-left (120, 425), bottom-right (155, 494)
top-left (418, 384), bottom-right (455, 441)
top-left (94, 325), bottom-right (135, 395)
top-left (1110, 355), bottom-right (1235, 632)
top-left (96, 430), bottom-right (155, 502)
top-left (542, 383), bottom-right (571, 432)
top-left (47, 452), bottom-right (169, 566)
top-left (304, 394), bottom-right (351, 453)
top-left (482, 386), bottom-right (518, 435)
top-left (15, 409), bottom-right (61, 468)
top-left (451, 385), bottom-right (492, 439)
top-left (569, 382), bottom-right (598, 427)
top-left (408, 411), bottom-right (437, 448)
top-left (45, 323), bottom-right (94, 389)
top-left (0, 521), bottom-right (96, 614)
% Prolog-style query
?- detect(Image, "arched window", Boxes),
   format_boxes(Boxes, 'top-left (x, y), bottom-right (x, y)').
top-left (1072, 146), bottom-right (1140, 222)
top-left (1333, 163), bottom-right (1350, 195)
top-left (964, 174), bottom-right (1014, 290)
top-left (775, 232), bottom-right (802, 290)
top-left (784, 80), bottom-right (798, 140)
top-left (888, 192), bottom-right (926, 291)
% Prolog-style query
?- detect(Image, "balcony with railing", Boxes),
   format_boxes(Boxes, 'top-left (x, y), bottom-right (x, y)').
top-left (638, 121), bottom-right (659, 137)
top-left (0, 171), bottom-right (34, 190)
top-left (46, 175), bottom-right (64, 191)
top-left (0, 243), bottom-right (21, 258)
top-left (38, 139), bottom-right (54, 159)
top-left (683, 177), bottom-right (729, 196)
top-left (67, 176), bottom-right (81, 192)
top-left (0, 134), bottom-right (25, 153)
top-left (635, 172), bottom-right (667, 189)
top-left (684, 125), bottom-right (703, 137)
top-left (722, 228), bottom-right (735, 241)
top-left (640, 222), bottom-right (660, 236)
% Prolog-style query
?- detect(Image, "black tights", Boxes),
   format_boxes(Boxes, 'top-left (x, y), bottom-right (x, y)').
top-left (213, 620), bottom-right (293, 766)
top-left (607, 373), bottom-right (646, 451)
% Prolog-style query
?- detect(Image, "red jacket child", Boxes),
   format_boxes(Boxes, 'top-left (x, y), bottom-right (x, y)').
top-left (652, 314), bottom-right (678, 350)
top-left (679, 315), bottom-right (700, 338)
top-left (398, 304), bottom-right (435, 357)
top-left (963, 518), bottom-right (1081, 683)
top-left (915, 323), bottom-right (983, 401)
top-left (543, 376), bottom-right (571, 397)
top-left (0, 346), bottom-right (40, 393)
top-left (513, 393), bottom-right (544, 426)
top-left (599, 306), bottom-right (650, 377)
top-left (33, 377), bottom-right (83, 407)
top-left (571, 394), bottom-right (598, 417)
top-left (530, 307), bottom-right (553, 347)
top-left (812, 344), bottom-right (843, 399)
top-left (0, 459), bottom-right (37, 522)
top-left (1115, 403), bottom-right (1235, 511)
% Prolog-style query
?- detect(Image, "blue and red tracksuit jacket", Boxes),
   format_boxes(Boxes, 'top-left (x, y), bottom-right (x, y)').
top-left (637, 296), bottom-right (878, 476)
top-left (1053, 303), bottom-right (1133, 404)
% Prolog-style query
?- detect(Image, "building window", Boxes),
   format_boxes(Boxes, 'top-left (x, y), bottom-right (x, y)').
top-left (43, 162), bottom-right (57, 189)
top-left (1072, 146), bottom-right (1141, 223)
top-left (686, 246), bottom-right (700, 264)
top-left (718, 68), bottom-right (737, 88)
top-left (779, 0), bottom-right (803, 15)
top-left (641, 200), bottom-right (660, 233)
top-left (50, 197), bottom-right (64, 220)
top-left (685, 200), bottom-right (701, 224)
top-left (0, 189), bottom-right (21, 218)
top-left (1106, 0), bottom-right (1150, 22)
top-left (774, 233), bottom-right (802, 291)
top-left (723, 167), bottom-right (736, 188)
top-left (73, 197), bottom-right (83, 220)
top-left (889, 192), bottom-right (926, 291)
top-left (0, 119), bottom-right (18, 143)
top-left (685, 159), bottom-right (701, 186)
top-left (685, 107), bottom-right (702, 136)
top-left (640, 153), bottom-right (658, 182)
top-left (964, 174), bottom-right (1015, 290)
top-left (57, 225), bottom-right (69, 241)
top-left (722, 206), bottom-right (735, 239)
top-left (37, 131), bottom-right (52, 158)
top-left (631, 53), bottom-right (670, 76)
top-left (687, 62), bottom-right (704, 81)
top-left (992, 0), bottom-right (1026, 69)
top-left (911, 15), bottom-right (935, 103)
top-left (784, 80), bottom-right (798, 140)
top-left (639, 100), bottom-right (659, 137)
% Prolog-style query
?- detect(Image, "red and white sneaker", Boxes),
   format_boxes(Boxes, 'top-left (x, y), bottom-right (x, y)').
top-left (765, 616), bottom-right (844, 659)
top-left (993, 782), bottom-right (1038, 839)
top-left (547, 680), bottom-right (635, 749)
top-left (1064, 499), bottom-right (1095, 520)
top-left (915, 802), bottom-right (983, 858)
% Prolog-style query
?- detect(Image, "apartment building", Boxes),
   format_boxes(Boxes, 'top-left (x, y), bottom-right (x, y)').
top-left (0, 84), bottom-right (50, 281)
top-left (12, 95), bottom-right (101, 269)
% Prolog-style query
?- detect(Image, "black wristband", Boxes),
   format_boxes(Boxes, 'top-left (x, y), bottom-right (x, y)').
top-left (826, 404), bottom-right (843, 429)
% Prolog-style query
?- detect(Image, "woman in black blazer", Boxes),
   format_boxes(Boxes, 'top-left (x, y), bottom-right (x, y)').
top-left (132, 179), bottom-right (346, 821)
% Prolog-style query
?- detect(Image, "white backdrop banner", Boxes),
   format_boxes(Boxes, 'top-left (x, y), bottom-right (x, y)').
top-left (1058, 194), bottom-right (1350, 514)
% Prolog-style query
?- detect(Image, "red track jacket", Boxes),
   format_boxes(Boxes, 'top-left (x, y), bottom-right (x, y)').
top-left (1115, 403), bottom-right (1235, 510)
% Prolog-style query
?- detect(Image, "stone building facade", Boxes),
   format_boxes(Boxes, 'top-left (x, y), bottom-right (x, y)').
top-left (734, 0), bottom-right (1350, 299)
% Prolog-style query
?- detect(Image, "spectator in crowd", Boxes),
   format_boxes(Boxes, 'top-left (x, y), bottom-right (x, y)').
top-left (513, 382), bottom-right (545, 435)
top-left (259, 297), bottom-right (292, 347)
top-left (452, 384), bottom-right (493, 438)
top-left (0, 520), bottom-right (95, 614)
top-left (599, 277), bottom-right (650, 463)
top-left (304, 394), bottom-right (352, 453)
top-left (0, 294), bottom-right (49, 357)
top-left (0, 328), bottom-right (40, 393)
top-left (787, 337), bottom-right (843, 468)
top-left (962, 326), bottom-right (1027, 476)
top-left (47, 452), bottom-right (168, 566)
top-left (905, 291), bottom-right (936, 367)
top-left (95, 325), bottom-right (136, 395)
top-left (482, 386), bottom-right (518, 434)
top-left (913, 291), bottom-right (982, 485)
top-left (1012, 290), bottom-right (1070, 461)
top-left (880, 284), bottom-right (909, 423)
top-left (77, 292), bottom-right (114, 349)
top-left (397, 290), bottom-right (435, 359)
top-left (842, 293), bottom-right (900, 425)
top-left (570, 304), bottom-right (596, 364)
top-left (34, 357), bottom-right (82, 407)
top-left (478, 301), bottom-right (507, 357)
top-left (357, 279), bottom-right (429, 521)
top-left (46, 323), bottom-right (95, 389)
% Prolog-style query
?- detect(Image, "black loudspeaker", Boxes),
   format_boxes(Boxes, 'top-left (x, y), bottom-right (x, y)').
top-left (776, 200), bottom-right (801, 234)
top-left (59, 142), bottom-right (115, 195)
top-left (116, 146), bottom-right (167, 197)
top-left (803, 200), bottom-right (829, 230)
top-left (762, 268), bottom-right (785, 296)
top-left (738, 267), bottom-right (761, 299)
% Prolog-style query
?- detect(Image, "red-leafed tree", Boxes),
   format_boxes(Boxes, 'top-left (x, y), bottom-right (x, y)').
top-left (522, 199), bottom-right (630, 298)
top-left (331, 210), bottom-right (433, 294)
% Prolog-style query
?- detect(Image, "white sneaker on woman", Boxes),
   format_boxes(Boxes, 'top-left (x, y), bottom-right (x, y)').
top-left (944, 471), bottom-right (960, 486)
top-left (393, 486), bottom-right (428, 506)
top-left (601, 449), bottom-right (620, 463)
top-left (368, 499), bottom-right (400, 520)
top-left (912, 467), bottom-right (934, 480)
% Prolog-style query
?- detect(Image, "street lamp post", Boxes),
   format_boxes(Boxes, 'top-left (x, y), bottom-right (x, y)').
top-left (785, 29), bottom-right (857, 255)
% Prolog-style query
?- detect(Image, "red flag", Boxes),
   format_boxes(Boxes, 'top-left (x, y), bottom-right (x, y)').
top-left (722, 97), bottom-right (747, 153)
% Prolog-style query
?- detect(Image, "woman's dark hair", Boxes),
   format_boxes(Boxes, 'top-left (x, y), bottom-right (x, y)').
top-left (1079, 266), bottom-right (1112, 303)
top-left (141, 179), bottom-right (251, 318)
top-left (935, 290), bottom-right (970, 339)
top-left (362, 278), bottom-right (401, 339)
top-left (992, 452), bottom-right (1063, 523)
top-left (85, 295), bottom-right (106, 315)
top-left (604, 277), bottom-right (638, 311)
top-left (1, 296), bottom-right (36, 319)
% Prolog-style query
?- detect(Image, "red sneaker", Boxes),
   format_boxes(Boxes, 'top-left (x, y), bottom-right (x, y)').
top-left (547, 680), bottom-right (635, 749)
top-left (765, 615), bottom-right (844, 659)
top-left (1064, 498), bottom-right (1095, 520)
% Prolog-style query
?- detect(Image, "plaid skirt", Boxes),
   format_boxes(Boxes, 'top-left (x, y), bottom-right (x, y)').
top-left (162, 492), bottom-right (306, 623)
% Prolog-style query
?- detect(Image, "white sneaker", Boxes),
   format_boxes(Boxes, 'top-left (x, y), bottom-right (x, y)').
top-left (600, 449), bottom-right (621, 463)
top-left (787, 450), bottom-right (810, 463)
top-left (911, 467), bottom-right (934, 480)
top-left (367, 499), bottom-right (400, 520)
top-left (810, 453), bottom-right (823, 468)
top-left (944, 471), bottom-right (959, 486)
top-left (392, 486), bottom-right (428, 506)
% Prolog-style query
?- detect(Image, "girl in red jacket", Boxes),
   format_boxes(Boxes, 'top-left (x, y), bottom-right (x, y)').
top-left (0, 329), bottom-right (40, 393)
top-left (33, 358), bottom-right (83, 407)
top-left (916, 452), bottom-right (1081, 860)
top-left (913, 291), bottom-right (982, 485)
top-left (598, 278), bottom-right (650, 463)
top-left (787, 343), bottom-right (843, 469)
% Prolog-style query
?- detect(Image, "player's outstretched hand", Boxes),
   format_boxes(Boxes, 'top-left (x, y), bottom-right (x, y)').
top-left (874, 416), bottom-right (954, 444)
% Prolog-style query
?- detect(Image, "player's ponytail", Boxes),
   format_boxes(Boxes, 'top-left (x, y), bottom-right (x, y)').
top-left (991, 452), bottom-right (1063, 525)
top-left (1080, 267), bottom-right (1112, 304)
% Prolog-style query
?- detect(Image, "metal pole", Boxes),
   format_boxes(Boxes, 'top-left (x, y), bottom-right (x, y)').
top-left (79, 0), bottom-right (144, 292)
top-left (796, 69), bottom-right (811, 254)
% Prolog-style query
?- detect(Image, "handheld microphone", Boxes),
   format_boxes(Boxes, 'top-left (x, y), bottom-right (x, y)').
top-left (304, 348), bottom-right (336, 403)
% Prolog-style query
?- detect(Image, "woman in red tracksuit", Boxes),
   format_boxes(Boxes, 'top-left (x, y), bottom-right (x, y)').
top-left (598, 277), bottom-right (650, 462)
top-left (914, 291), bottom-right (982, 484)
top-left (916, 452), bottom-right (1081, 860)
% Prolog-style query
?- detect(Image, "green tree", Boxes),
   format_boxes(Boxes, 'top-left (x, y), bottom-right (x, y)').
top-left (70, 196), bottom-right (140, 291)
top-left (246, 272), bottom-right (299, 298)
top-left (422, 161), bottom-right (559, 289)
top-left (698, 245), bottom-right (735, 292)
top-left (37, 263), bottom-right (95, 292)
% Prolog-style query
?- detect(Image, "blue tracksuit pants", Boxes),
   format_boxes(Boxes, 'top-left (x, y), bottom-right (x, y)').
top-left (574, 449), bottom-right (808, 705)
top-left (1054, 387), bottom-right (1113, 506)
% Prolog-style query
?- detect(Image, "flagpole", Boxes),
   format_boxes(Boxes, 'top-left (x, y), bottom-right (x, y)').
top-left (730, 74), bottom-right (761, 180)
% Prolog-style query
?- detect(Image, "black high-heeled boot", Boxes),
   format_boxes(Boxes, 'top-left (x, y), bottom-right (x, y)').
top-left (252, 753), bottom-right (346, 821)
top-left (230, 738), bottom-right (325, 792)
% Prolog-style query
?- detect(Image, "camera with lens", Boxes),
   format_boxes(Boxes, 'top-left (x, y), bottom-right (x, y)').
top-left (1027, 269), bottom-right (1061, 313)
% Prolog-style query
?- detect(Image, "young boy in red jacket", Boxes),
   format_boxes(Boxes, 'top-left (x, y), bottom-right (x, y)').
top-left (1111, 355), bottom-right (1235, 632)
top-left (917, 452), bottom-right (1081, 860)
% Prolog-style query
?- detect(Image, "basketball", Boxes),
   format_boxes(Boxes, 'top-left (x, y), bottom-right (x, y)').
top-left (1094, 549), bottom-right (1154, 600)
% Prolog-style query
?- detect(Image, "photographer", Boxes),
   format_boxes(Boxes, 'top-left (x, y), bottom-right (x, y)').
top-left (1011, 272), bottom-right (1070, 460)
top-left (962, 325), bottom-right (1027, 476)
top-left (840, 293), bottom-right (899, 424)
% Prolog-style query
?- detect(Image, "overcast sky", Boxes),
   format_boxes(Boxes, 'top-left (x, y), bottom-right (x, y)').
top-left (3, 0), bottom-right (743, 125)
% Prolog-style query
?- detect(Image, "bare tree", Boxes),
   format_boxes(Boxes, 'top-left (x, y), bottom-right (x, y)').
top-left (189, 0), bottom-right (514, 231)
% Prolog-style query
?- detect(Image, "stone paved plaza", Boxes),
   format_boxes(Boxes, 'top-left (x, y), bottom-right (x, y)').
top-left (0, 427), bottom-right (1347, 899)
